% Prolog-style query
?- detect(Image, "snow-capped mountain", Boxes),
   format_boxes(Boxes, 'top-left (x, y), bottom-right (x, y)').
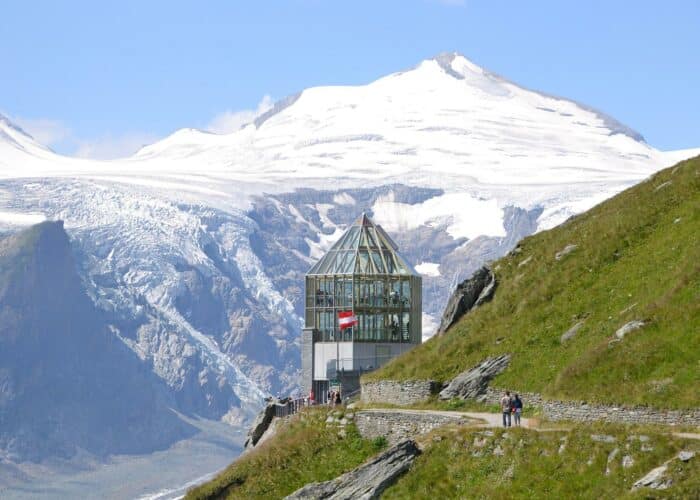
top-left (0, 53), bottom-right (695, 459)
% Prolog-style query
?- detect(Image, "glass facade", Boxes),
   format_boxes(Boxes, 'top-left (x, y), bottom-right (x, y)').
top-left (305, 214), bottom-right (421, 344)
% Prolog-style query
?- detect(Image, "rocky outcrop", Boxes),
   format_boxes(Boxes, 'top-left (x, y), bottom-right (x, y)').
top-left (285, 440), bottom-right (420, 499)
top-left (436, 267), bottom-right (496, 335)
top-left (632, 450), bottom-right (695, 491)
top-left (439, 355), bottom-right (511, 400)
top-left (244, 402), bottom-right (278, 449)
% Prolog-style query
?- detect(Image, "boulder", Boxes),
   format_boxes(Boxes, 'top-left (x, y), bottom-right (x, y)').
top-left (631, 450), bottom-right (694, 491)
top-left (590, 434), bottom-right (616, 443)
top-left (437, 267), bottom-right (496, 335)
top-left (439, 354), bottom-right (511, 400)
top-left (555, 244), bottom-right (577, 260)
top-left (285, 440), bottom-right (420, 499)
top-left (560, 321), bottom-right (584, 343)
top-left (632, 464), bottom-right (671, 490)
top-left (615, 320), bottom-right (645, 339)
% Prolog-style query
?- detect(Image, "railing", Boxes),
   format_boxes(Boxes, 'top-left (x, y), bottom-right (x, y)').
top-left (273, 397), bottom-right (310, 418)
top-left (314, 327), bottom-right (412, 343)
top-left (325, 354), bottom-right (397, 378)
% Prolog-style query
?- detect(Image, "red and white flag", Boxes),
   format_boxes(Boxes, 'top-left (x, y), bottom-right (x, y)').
top-left (338, 311), bottom-right (358, 330)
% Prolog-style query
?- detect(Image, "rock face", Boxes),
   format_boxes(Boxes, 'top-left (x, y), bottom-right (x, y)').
top-left (285, 440), bottom-right (420, 500)
top-left (439, 355), bottom-right (511, 400)
top-left (243, 402), bottom-right (277, 449)
top-left (436, 267), bottom-right (497, 335)
top-left (0, 222), bottom-right (194, 462)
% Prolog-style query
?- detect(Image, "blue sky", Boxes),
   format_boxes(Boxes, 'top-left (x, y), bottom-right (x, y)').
top-left (2, 0), bottom-right (698, 157)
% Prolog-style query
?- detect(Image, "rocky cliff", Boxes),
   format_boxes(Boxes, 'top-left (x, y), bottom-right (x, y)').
top-left (0, 221), bottom-right (194, 462)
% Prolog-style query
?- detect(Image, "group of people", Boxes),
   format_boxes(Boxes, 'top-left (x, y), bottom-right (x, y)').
top-left (305, 389), bottom-right (342, 407)
top-left (327, 390), bottom-right (342, 407)
top-left (500, 391), bottom-right (523, 427)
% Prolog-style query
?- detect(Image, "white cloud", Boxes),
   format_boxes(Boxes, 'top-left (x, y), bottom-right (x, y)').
top-left (8, 95), bottom-right (276, 160)
top-left (7, 114), bottom-right (157, 159)
top-left (74, 132), bottom-right (160, 160)
top-left (11, 116), bottom-right (72, 146)
top-left (206, 95), bottom-right (274, 134)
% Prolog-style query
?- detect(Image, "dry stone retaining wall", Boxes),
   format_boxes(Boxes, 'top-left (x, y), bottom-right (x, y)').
top-left (355, 410), bottom-right (469, 445)
top-left (360, 380), bottom-right (439, 406)
top-left (482, 388), bottom-right (700, 426)
top-left (359, 380), bottom-right (699, 426)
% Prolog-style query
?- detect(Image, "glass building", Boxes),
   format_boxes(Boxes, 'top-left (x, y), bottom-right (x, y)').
top-left (301, 213), bottom-right (422, 399)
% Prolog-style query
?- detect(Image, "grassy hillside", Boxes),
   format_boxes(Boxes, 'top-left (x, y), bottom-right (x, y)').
top-left (190, 415), bottom-right (699, 499)
top-left (368, 157), bottom-right (699, 409)
top-left (385, 424), bottom-right (699, 499)
top-left (186, 409), bottom-right (385, 499)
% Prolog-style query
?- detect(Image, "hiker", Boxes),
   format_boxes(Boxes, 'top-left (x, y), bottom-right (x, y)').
top-left (501, 391), bottom-right (512, 427)
top-left (513, 394), bottom-right (523, 427)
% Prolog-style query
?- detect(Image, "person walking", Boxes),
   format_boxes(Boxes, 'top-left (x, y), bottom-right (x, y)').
top-left (513, 394), bottom-right (523, 427)
top-left (501, 391), bottom-right (512, 428)
top-left (335, 391), bottom-right (342, 406)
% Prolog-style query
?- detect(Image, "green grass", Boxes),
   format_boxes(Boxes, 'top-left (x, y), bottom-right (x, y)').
top-left (192, 415), bottom-right (700, 499)
top-left (367, 157), bottom-right (700, 409)
top-left (185, 408), bottom-right (386, 499)
top-left (383, 423), bottom-right (700, 499)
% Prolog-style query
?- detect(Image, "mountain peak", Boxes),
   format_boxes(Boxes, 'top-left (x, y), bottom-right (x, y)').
top-left (0, 112), bottom-right (53, 156)
top-left (431, 51), bottom-right (484, 78)
top-left (0, 112), bottom-right (30, 137)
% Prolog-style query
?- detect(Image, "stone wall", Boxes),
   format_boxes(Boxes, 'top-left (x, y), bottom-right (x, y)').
top-left (360, 380), bottom-right (439, 406)
top-left (483, 388), bottom-right (700, 426)
top-left (359, 380), bottom-right (699, 427)
top-left (355, 410), bottom-right (469, 445)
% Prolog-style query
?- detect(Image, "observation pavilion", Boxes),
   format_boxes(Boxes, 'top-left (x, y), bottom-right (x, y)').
top-left (301, 213), bottom-right (422, 400)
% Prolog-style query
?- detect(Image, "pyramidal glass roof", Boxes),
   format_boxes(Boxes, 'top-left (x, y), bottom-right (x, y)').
top-left (307, 213), bottom-right (418, 276)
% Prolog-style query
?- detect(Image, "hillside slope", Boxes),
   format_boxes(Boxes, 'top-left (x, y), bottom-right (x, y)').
top-left (369, 156), bottom-right (699, 409)
top-left (188, 413), bottom-right (699, 499)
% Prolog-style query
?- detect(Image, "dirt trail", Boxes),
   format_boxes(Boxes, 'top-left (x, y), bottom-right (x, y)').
top-left (356, 408), bottom-right (535, 429)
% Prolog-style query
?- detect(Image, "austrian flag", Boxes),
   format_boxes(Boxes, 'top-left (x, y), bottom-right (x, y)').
top-left (338, 311), bottom-right (358, 330)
